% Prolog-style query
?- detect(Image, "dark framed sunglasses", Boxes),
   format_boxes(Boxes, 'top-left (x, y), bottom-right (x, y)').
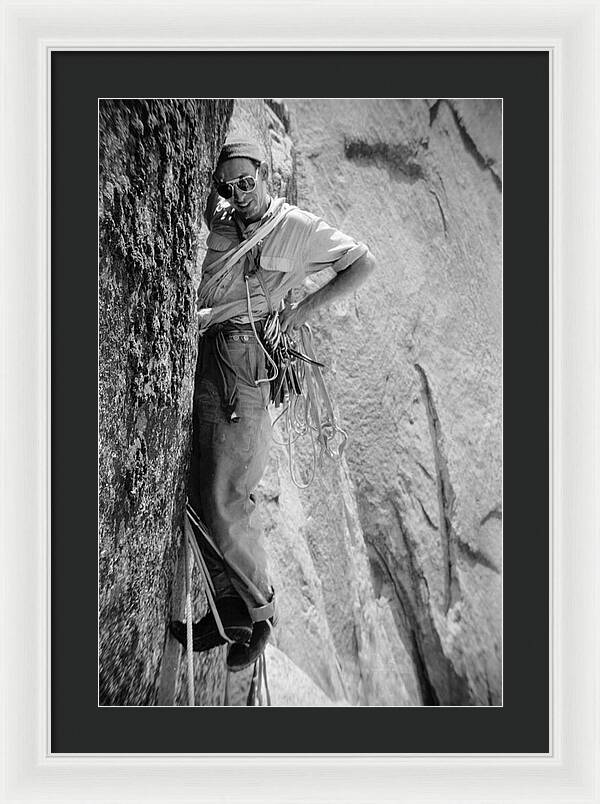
top-left (213, 167), bottom-right (259, 199)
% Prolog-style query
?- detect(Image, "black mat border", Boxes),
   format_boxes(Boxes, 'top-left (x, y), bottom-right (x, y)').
top-left (52, 51), bottom-right (549, 754)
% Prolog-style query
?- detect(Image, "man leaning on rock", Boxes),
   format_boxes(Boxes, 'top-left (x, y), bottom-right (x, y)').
top-left (171, 140), bottom-right (376, 672)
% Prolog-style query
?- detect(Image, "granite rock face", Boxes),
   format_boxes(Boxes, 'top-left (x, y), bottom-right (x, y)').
top-left (99, 98), bottom-right (501, 707)
top-left (98, 99), bottom-right (232, 705)
top-left (280, 99), bottom-right (502, 705)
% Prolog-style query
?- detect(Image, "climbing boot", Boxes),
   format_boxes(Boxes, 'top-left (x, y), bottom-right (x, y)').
top-left (226, 592), bottom-right (277, 672)
top-left (170, 596), bottom-right (252, 653)
top-left (226, 618), bottom-right (275, 672)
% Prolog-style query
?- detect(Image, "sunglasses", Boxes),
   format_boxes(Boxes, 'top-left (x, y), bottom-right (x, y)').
top-left (213, 167), bottom-right (259, 199)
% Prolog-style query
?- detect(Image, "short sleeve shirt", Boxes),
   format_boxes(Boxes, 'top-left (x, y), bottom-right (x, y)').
top-left (199, 198), bottom-right (368, 319)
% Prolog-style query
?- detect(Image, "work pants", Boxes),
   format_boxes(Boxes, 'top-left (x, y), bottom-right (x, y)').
top-left (187, 327), bottom-right (274, 621)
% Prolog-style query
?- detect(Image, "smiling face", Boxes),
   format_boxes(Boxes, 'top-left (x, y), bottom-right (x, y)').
top-left (214, 157), bottom-right (270, 223)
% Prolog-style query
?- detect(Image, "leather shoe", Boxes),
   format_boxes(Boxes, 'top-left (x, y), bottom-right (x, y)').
top-left (226, 618), bottom-right (274, 672)
top-left (170, 596), bottom-right (252, 653)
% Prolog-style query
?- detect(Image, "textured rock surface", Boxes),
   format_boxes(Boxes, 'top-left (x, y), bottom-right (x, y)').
top-left (99, 98), bottom-right (501, 707)
top-left (98, 99), bottom-right (232, 705)
top-left (233, 644), bottom-right (351, 707)
top-left (282, 99), bottom-right (502, 705)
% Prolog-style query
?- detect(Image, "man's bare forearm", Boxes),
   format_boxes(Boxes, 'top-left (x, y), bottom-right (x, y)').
top-left (282, 250), bottom-right (377, 330)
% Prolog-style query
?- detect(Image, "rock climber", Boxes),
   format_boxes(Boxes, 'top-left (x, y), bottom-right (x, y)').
top-left (170, 140), bottom-right (376, 671)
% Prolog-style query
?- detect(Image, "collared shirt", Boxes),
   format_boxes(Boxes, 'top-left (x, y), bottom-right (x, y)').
top-left (198, 197), bottom-right (368, 323)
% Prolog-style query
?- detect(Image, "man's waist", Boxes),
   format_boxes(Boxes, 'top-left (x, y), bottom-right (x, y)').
top-left (203, 319), bottom-right (266, 340)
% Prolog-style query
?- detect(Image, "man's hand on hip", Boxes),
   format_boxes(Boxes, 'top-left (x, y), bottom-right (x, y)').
top-left (279, 301), bottom-right (309, 333)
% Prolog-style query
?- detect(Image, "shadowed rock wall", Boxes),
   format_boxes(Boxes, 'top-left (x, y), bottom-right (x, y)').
top-left (98, 99), bottom-right (232, 705)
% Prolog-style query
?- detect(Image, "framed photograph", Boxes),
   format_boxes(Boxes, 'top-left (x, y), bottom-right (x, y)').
top-left (2, 1), bottom-right (599, 802)
top-left (98, 92), bottom-right (504, 714)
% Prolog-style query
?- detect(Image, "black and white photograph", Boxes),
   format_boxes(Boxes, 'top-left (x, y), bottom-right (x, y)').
top-left (98, 97), bottom-right (502, 708)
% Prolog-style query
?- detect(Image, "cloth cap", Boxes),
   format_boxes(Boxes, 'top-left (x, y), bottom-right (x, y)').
top-left (216, 140), bottom-right (265, 166)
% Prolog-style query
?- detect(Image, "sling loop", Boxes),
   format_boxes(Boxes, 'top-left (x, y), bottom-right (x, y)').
top-left (182, 503), bottom-right (276, 706)
top-left (184, 507), bottom-right (235, 645)
top-left (183, 534), bottom-right (195, 706)
top-left (246, 653), bottom-right (272, 706)
top-left (244, 275), bottom-right (279, 384)
top-left (198, 198), bottom-right (289, 309)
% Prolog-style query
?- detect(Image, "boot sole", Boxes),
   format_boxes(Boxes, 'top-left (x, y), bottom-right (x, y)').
top-left (192, 625), bottom-right (252, 652)
top-left (170, 622), bottom-right (252, 653)
top-left (226, 641), bottom-right (269, 672)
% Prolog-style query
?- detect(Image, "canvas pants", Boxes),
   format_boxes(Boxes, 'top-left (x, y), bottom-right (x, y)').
top-left (187, 324), bottom-right (274, 621)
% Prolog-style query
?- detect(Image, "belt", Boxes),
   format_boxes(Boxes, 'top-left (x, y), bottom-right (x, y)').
top-left (205, 320), bottom-right (265, 341)
top-left (225, 332), bottom-right (252, 342)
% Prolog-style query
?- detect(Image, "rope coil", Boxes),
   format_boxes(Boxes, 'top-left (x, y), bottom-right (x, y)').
top-left (261, 318), bottom-right (347, 488)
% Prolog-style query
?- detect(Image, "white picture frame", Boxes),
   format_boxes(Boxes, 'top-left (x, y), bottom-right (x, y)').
top-left (2, 1), bottom-right (598, 801)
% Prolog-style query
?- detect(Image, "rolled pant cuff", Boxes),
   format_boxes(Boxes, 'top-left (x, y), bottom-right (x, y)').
top-left (249, 598), bottom-right (276, 622)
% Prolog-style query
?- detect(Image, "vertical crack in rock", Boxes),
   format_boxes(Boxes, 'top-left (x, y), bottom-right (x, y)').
top-left (428, 99), bottom-right (442, 126)
top-left (365, 500), bottom-right (472, 705)
top-left (417, 498), bottom-right (438, 530)
top-left (410, 630), bottom-right (440, 706)
top-left (413, 363), bottom-right (461, 613)
top-left (416, 461), bottom-right (433, 482)
top-left (266, 98), bottom-right (292, 134)
top-left (368, 541), bottom-right (433, 704)
top-left (429, 188), bottom-right (448, 238)
top-left (443, 100), bottom-right (502, 192)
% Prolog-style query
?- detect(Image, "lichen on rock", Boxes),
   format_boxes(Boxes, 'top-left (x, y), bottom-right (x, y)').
top-left (99, 99), bottom-right (233, 705)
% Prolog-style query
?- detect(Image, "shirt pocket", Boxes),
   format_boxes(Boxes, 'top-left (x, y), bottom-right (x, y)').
top-left (206, 231), bottom-right (236, 252)
top-left (259, 253), bottom-right (295, 273)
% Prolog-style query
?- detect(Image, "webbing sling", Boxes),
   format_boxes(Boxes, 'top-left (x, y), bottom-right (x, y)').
top-left (183, 535), bottom-right (195, 706)
top-left (198, 198), bottom-right (289, 309)
top-left (186, 500), bottom-right (274, 621)
top-left (183, 503), bottom-right (274, 707)
top-left (246, 653), bottom-right (272, 706)
top-left (180, 509), bottom-right (235, 707)
top-left (184, 508), bottom-right (235, 644)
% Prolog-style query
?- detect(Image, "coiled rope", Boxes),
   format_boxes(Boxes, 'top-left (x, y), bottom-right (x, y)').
top-left (243, 243), bottom-right (347, 489)
top-left (260, 317), bottom-right (347, 489)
